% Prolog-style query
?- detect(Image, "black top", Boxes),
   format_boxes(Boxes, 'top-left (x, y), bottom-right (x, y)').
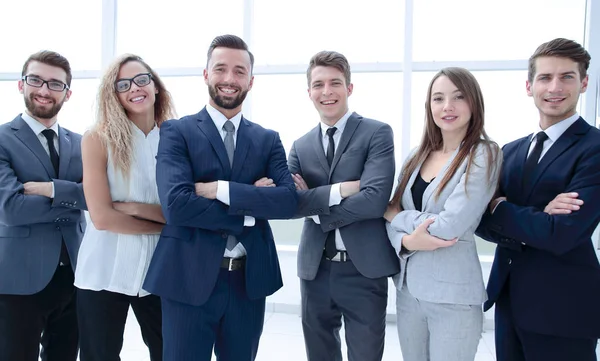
top-left (411, 173), bottom-right (431, 212)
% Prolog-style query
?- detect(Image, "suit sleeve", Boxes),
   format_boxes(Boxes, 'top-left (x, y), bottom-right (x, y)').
top-left (317, 123), bottom-right (395, 232)
top-left (51, 178), bottom-right (87, 211)
top-left (228, 132), bottom-right (298, 219)
top-left (389, 144), bottom-right (502, 241)
top-left (156, 120), bottom-right (244, 233)
top-left (287, 141), bottom-right (331, 219)
top-left (482, 145), bottom-right (600, 256)
top-left (0, 144), bottom-right (74, 226)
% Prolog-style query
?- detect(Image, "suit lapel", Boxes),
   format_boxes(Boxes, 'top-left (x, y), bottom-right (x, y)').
top-left (403, 164), bottom-right (421, 210)
top-left (196, 108), bottom-right (231, 177)
top-left (231, 117), bottom-right (251, 180)
top-left (312, 126), bottom-right (330, 174)
top-left (12, 116), bottom-right (56, 178)
top-left (524, 118), bottom-right (588, 196)
top-left (330, 113), bottom-right (361, 176)
top-left (421, 147), bottom-right (460, 209)
top-left (58, 126), bottom-right (72, 179)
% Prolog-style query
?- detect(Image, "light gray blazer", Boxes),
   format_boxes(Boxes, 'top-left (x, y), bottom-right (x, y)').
top-left (387, 142), bottom-right (501, 305)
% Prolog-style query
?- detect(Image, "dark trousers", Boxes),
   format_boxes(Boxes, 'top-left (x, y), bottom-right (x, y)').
top-left (495, 283), bottom-right (597, 361)
top-left (77, 288), bottom-right (163, 361)
top-left (300, 257), bottom-right (388, 361)
top-left (161, 268), bottom-right (266, 361)
top-left (0, 265), bottom-right (78, 361)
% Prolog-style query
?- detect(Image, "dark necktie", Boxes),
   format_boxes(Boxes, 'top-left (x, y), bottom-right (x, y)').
top-left (41, 129), bottom-right (59, 175)
top-left (325, 127), bottom-right (338, 258)
top-left (222, 120), bottom-right (238, 251)
top-left (523, 131), bottom-right (549, 187)
top-left (326, 127), bottom-right (337, 167)
top-left (41, 129), bottom-right (69, 265)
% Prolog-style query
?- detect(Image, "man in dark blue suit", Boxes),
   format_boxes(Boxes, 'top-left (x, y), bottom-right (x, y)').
top-left (143, 35), bottom-right (298, 361)
top-left (0, 51), bottom-right (86, 361)
top-left (477, 38), bottom-right (600, 361)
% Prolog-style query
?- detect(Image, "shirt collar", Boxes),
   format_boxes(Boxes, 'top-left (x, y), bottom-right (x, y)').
top-left (320, 109), bottom-right (353, 137)
top-left (206, 104), bottom-right (242, 132)
top-left (21, 111), bottom-right (59, 136)
top-left (531, 113), bottom-right (580, 143)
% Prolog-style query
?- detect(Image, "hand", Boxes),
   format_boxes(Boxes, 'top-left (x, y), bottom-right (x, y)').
top-left (23, 181), bottom-right (53, 198)
top-left (402, 218), bottom-right (458, 251)
top-left (195, 181), bottom-right (218, 199)
top-left (113, 202), bottom-right (138, 216)
top-left (292, 174), bottom-right (308, 190)
top-left (544, 192), bottom-right (583, 215)
top-left (489, 196), bottom-right (507, 214)
top-left (254, 177), bottom-right (276, 187)
top-left (384, 203), bottom-right (401, 222)
top-left (340, 180), bottom-right (360, 198)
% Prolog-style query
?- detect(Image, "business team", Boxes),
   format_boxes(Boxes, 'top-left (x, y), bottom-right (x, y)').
top-left (0, 36), bottom-right (599, 361)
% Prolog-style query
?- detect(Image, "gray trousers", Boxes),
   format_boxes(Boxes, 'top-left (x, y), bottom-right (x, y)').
top-left (396, 285), bottom-right (482, 361)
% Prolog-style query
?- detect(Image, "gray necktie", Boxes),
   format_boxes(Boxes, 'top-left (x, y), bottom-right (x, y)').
top-left (223, 120), bottom-right (238, 250)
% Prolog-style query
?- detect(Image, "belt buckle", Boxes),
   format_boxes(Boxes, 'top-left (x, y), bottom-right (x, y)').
top-left (227, 258), bottom-right (235, 271)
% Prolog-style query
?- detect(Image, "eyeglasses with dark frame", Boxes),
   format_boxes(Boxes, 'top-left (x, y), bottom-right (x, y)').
top-left (22, 75), bottom-right (69, 92)
top-left (114, 73), bottom-right (153, 93)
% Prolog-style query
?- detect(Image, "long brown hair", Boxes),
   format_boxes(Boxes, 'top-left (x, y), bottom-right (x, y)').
top-left (390, 67), bottom-right (498, 207)
top-left (92, 54), bottom-right (176, 176)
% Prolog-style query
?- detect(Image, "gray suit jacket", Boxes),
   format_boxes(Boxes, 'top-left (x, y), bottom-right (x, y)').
top-left (0, 115), bottom-right (86, 295)
top-left (288, 112), bottom-right (400, 280)
top-left (387, 142), bottom-right (501, 305)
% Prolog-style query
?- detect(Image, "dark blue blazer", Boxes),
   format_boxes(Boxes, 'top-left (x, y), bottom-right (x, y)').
top-left (477, 117), bottom-right (600, 339)
top-left (0, 115), bottom-right (86, 295)
top-left (143, 108), bottom-right (298, 306)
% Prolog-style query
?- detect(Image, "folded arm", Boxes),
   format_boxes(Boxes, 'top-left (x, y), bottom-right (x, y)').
top-left (156, 121), bottom-right (244, 234)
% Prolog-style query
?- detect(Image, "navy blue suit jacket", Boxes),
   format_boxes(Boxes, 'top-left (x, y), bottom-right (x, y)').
top-left (0, 115), bottom-right (86, 295)
top-left (477, 118), bottom-right (600, 339)
top-left (144, 108), bottom-right (298, 306)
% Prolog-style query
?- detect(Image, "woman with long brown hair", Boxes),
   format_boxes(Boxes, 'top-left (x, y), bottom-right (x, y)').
top-left (74, 54), bottom-right (176, 361)
top-left (385, 67), bottom-right (501, 361)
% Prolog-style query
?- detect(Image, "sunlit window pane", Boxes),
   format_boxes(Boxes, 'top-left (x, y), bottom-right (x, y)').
top-left (116, 0), bottom-right (244, 69)
top-left (413, 0), bottom-right (586, 61)
top-left (253, 0), bottom-right (405, 65)
top-left (0, 1), bottom-right (102, 72)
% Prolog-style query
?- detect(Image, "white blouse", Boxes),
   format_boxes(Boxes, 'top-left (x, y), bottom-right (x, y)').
top-left (75, 124), bottom-right (160, 297)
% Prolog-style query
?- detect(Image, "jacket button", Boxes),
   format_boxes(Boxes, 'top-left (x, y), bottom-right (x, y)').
top-left (221, 233), bottom-right (228, 239)
top-left (508, 258), bottom-right (512, 265)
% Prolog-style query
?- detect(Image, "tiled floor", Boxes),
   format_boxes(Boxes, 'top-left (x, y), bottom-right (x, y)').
top-left (119, 310), bottom-right (498, 361)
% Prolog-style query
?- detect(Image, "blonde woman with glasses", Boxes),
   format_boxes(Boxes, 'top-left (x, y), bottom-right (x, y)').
top-left (74, 54), bottom-right (176, 361)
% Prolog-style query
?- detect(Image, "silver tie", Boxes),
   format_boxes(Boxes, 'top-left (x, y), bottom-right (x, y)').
top-left (223, 120), bottom-right (238, 250)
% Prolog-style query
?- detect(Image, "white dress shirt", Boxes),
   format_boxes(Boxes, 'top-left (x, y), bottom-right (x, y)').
top-left (205, 104), bottom-right (254, 258)
top-left (312, 109), bottom-right (353, 251)
top-left (21, 112), bottom-right (58, 197)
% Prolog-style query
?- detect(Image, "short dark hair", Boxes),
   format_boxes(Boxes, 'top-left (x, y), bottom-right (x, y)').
top-left (21, 50), bottom-right (72, 86)
top-left (206, 34), bottom-right (254, 73)
top-left (306, 51), bottom-right (351, 87)
top-left (528, 38), bottom-right (591, 83)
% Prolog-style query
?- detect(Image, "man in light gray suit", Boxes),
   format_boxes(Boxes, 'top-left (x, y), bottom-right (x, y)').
top-left (0, 51), bottom-right (86, 361)
top-left (288, 50), bottom-right (399, 361)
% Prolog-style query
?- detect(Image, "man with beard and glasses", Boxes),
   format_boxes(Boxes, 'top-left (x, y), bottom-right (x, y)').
top-left (0, 50), bottom-right (86, 361)
top-left (144, 34), bottom-right (297, 361)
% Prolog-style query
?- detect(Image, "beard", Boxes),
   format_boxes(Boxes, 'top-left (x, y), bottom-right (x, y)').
top-left (24, 93), bottom-right (65, 120)
top-left (208, 83), bottom-right (249, 110)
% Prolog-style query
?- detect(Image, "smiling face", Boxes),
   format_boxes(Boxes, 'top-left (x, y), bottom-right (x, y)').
top-left (429, 75), bottom-right (472, 138)
top-left (115, 61), bottom-right (157, 117)
top-left (308, 66), bottom-right (353, 126)
top-left (526, 56), bottom-right (588, 127)
top-left (18, 61), bottom-right (71, 122)
top-left (204, 47), bottom-right (254, 117)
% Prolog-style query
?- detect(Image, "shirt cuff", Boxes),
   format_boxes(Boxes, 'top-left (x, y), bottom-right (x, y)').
top-left (50, 181), bottom-right (55, 198)
top-left (329, 183), bottom-right (343, 206)
top-left (309, 215), bottom-right (321, 224)
top-left (491, 199), bottom-right (505, 214)
top-left (244, 216), bottom-right (255, 227)
top-left (216, 180), bottom-right (230, 205)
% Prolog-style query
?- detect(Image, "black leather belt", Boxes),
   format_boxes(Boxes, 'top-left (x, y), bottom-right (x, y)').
top-left (325, 250), bottom-right (350, 262)
top-left (221, 257), bottom-right (246, 271)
